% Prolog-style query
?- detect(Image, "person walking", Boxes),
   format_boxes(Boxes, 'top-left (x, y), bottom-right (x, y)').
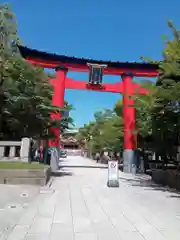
top-left (96, 152), bottom-right (100, 163)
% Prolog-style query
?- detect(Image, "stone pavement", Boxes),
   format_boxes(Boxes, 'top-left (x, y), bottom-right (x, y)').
top-left (59, 155), bottom-right (107, 168)
top-left (0, 184), bottom-right (39, 240)
top-left (3, 156), bottom-right (180, 240)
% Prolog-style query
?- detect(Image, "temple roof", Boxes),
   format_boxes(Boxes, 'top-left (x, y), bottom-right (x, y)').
top-left (64, 128), bottom-right (79, 134)
top-left (61, 136), bottom-right (78, 143)
top-left (18, 45), bottom-right (158, 71)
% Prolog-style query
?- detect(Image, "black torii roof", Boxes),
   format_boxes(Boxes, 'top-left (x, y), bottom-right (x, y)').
top-left (18, 45), bottom-right (158, 71)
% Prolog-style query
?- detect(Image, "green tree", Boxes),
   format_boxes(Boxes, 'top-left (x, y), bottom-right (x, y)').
top-left (138, 21), bottom-right (180, 164)
top-left (77, 109), bottom-right (123, 155)
top-left (151, 21), bottom-right (180, 160)
top-left (99, 115), bottom-right (123, 152)
top-left (134, 81), bottom-right (156, 149)
top-left (0, 4), bottom-right (73, 140)
top-left (0, 4), bottom-right (19, 53)
top-left (1, 57), bottom-right (73, 140)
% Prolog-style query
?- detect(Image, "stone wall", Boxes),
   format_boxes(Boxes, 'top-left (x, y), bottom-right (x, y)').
top-left (0, 167), bottom-right (51, 186)
top-left (0, 138), bottom-right (30, 162)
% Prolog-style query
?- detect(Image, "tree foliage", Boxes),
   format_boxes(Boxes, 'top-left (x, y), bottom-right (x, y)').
top-left (133, 21), bottom-right (180, 161)
top-left (151, 21), bottom-right (180, 158)
top-left (0, 4), bottom-right (73, 140)
top-left (77, 109), bottom-right (123, 154)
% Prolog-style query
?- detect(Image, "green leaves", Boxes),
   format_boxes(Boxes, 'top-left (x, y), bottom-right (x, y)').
top-left (77, 109), bottom-right (123, 153)
top-left (0, 56), bottom-right (73, 140)
top-left (150, 21), bottom-right (180, 156)
top-left (0, 4), bottom-right (18, 54)
top-left (0, 3), bottom-right (73, 140)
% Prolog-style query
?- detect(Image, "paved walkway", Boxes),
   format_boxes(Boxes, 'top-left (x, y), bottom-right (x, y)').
top-left (59, 155), bottom-right (107, 168)
top-left (5, 156), bottom-right (180, 240)
top-left (0, 184), bottom-right (39, 240)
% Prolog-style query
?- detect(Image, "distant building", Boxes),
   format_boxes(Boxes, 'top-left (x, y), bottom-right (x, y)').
top-left (61, 128), bottom-right (79, 149)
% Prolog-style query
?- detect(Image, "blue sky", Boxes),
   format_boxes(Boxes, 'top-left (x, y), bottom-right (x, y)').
top-left (3, 0), bottom-right (180, 127)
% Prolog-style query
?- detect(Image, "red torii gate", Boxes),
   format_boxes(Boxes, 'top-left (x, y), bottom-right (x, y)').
top-left (18, 46), bottom-right (158, 173)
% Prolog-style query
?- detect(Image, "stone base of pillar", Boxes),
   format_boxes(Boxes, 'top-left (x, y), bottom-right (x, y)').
top-left (107, 180), bottom-right (119, 188)
top-left (123, 149), bottom-right (136, 173)
top-left (50, 147), bottom-right (60, 172)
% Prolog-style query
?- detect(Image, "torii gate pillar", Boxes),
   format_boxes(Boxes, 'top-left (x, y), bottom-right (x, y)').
top-left (49, 66), bottom-right (67, 147)
top-left (122, 73), bottom-right (136, 173)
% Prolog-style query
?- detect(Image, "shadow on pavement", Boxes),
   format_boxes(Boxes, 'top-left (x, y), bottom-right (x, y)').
top-left (168, 195), bottom-right (180, 198)
top-left (59, 165), bottom-right (108, 169)
top-left (119, 176), bottom-right (180, 197)
top-left (51, 171), bottom-right (73, 177)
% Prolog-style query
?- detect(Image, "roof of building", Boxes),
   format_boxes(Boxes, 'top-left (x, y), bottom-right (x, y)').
top-left (61, 136), bottom-right (78, 144)
top-left (63, 128), bottom-right (79, 134)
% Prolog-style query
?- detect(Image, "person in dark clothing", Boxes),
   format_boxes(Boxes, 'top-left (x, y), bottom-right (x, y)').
top-left (46, 148), bottom-right (51, 165)
top-left (96, 152), bottom-right (100, 163)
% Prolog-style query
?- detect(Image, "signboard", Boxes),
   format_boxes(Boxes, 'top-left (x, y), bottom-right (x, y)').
top-left (87, 63), bottom-right (107, 85)
top-left (107, 160), bottom-right (119, 188)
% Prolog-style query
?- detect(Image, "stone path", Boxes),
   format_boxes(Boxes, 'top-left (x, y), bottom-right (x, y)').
top-left (0, 184), bottom-right (39, 240)
top-left (59, 155), bottom-right (107, 168)
top-left (3, 156), bottom-right (180, 239)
